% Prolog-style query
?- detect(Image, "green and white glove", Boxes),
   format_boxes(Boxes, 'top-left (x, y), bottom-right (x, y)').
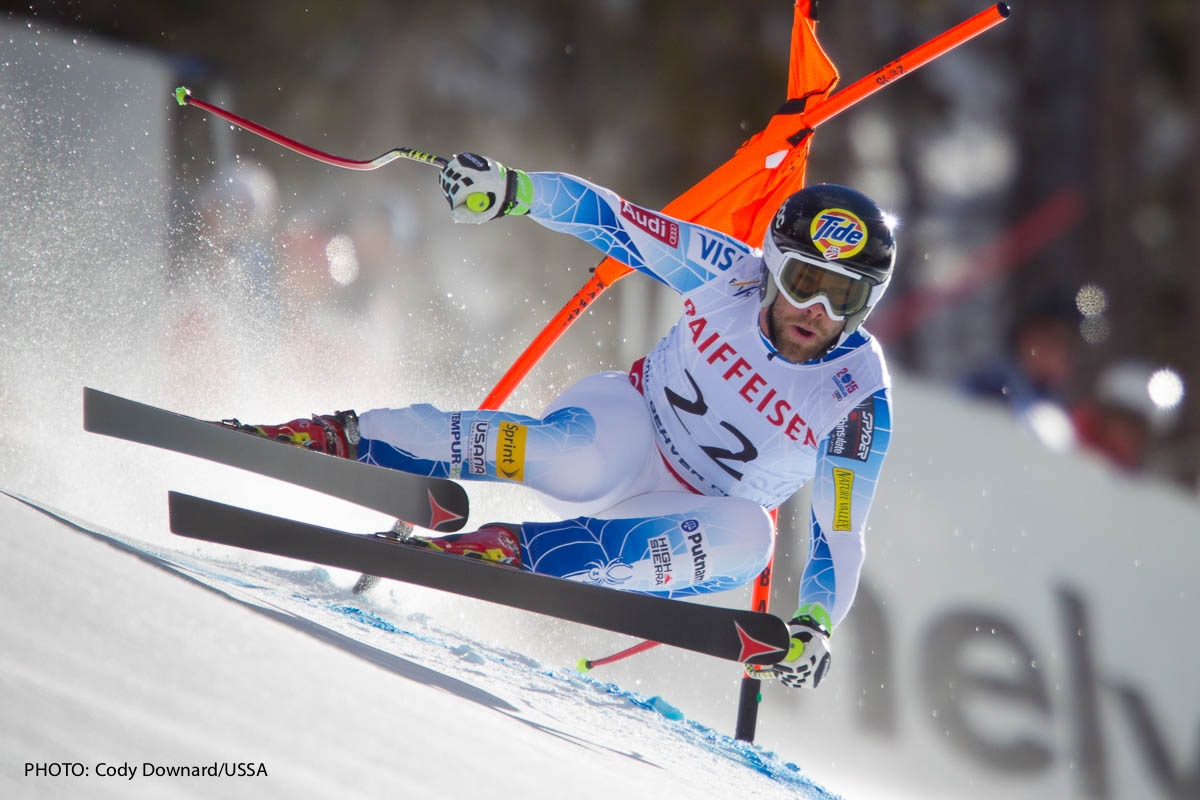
top-left (746, 605), bottom-right (832, 689)
top-left (438, 152), bottom-right (533, 223)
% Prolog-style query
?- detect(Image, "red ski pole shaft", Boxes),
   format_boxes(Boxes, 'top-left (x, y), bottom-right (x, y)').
top-left (577, 639), bottom-right (661, 673)
top-left (174, 86), bottom-right (446, 171)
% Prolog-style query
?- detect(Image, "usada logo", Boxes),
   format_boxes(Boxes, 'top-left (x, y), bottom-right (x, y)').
top-left (810, 208), bottom-right (868, 260)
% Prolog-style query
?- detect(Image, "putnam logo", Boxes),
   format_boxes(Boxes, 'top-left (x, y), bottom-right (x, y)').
top-left (810, 208), bottom-right (868, 260)
top-left (832, 467), bottom-right (854, 531)
top-left (496, 421), bottom-right (528, 482)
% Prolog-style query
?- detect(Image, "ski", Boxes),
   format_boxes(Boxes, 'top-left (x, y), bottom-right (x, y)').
top-left (168, 491), bottom-right (790, 666)
top-left (83, 388), bottom-right (468, 532)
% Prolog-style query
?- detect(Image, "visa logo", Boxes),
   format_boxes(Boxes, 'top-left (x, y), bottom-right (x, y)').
top-left (687, 232), bottom-right (739, 272)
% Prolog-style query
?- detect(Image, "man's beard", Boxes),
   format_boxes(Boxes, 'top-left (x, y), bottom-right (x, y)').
top-left (766, 299), bottom-right (843, 363)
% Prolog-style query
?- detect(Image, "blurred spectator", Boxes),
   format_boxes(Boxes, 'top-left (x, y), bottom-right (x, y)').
top-left (964, 299), bottom-right (1078, 410)
top-left (962, 298), bottom-right (1080, 450)
top-left (195, 164), bottom-right (281, 296)
top-left (165, 163), bottom-right (282, 396)
top-left (1071, 361), bottom-right (1182, 473)
top-left (275, 215), bottom-right (338, 303)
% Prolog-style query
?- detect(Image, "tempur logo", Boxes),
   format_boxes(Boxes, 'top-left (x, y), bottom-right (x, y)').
top-left (448, 413), bottom-right (463, 478)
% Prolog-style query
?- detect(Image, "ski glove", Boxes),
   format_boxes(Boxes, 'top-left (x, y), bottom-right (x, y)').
top-left (745, 610), bottom-right (832, 689)
top-left (439, 153), bottom-right (533, 223)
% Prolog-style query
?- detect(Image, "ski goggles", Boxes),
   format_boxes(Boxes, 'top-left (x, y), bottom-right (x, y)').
top-left (771, 252), bottom-right (872, 320)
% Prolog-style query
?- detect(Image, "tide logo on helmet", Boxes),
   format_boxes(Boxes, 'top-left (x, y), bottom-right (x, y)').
top-left (810, 208), bottom-right (868, 260)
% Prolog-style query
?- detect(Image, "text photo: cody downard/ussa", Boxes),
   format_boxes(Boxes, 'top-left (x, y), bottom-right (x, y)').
top-left (24, 760), bottom-right (269, 780)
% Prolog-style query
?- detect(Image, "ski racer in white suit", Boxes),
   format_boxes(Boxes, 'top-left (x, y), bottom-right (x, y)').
top-left (266, 154), bottom-right (897, 689)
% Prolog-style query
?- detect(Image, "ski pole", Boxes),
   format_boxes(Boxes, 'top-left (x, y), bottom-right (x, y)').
top-left (174, 86), bottom-right (446, 171)
top-left (175, 86), bottom-right (504, 216)
top-left (576, 639), bottom-right (661, 673)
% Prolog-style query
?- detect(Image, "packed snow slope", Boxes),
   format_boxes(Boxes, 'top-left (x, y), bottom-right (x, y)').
top-left (0, 490), bottom-right (839, 800)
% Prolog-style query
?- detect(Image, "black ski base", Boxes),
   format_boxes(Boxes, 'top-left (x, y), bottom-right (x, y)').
top-left (83, 387), bottom-right (468, 531)
top-left (168, 492), bottom-right (789, 666)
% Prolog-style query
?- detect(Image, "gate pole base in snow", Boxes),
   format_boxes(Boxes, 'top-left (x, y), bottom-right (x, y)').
top-left (734, 676), bottom-right (763, 742)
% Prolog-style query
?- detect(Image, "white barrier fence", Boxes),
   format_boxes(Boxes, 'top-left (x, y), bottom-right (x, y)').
top-left (759, 372), bottom-right (1199, 800)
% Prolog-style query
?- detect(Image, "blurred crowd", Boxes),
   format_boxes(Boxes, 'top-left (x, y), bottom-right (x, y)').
top-left (961, 296), bottom-right (1186, 478)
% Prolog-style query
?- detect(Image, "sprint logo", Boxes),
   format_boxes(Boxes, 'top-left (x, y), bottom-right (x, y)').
top-left (496, 421), bottom-right (528, 482)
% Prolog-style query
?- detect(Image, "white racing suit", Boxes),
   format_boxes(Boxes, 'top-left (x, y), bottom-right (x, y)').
top-left (359, 173), bottom-right (892, 626)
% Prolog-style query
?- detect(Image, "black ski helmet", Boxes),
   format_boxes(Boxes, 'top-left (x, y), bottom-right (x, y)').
top-left (760, 184), bottom-right (897, 337)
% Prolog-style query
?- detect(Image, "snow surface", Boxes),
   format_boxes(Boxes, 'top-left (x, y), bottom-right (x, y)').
top-left (0, 490), bottom-right (840, 799)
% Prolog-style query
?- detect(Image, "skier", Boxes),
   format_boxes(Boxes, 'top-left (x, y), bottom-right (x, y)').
top-left (230, 154), bottom-right (895, 689)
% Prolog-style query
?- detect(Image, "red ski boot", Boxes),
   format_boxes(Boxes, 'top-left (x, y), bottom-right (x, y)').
top-left (219, 410), bottom-right (360, 459)
top-left (399, 523), bottom-right (523, 567)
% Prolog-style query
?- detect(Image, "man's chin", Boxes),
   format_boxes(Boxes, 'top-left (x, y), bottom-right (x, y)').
top-left (777, 326), bottom-right (841, 362)
top-left (762, 303), bottom-right (843, 362)
top-left (777, 339), bottom-right (822, 363)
